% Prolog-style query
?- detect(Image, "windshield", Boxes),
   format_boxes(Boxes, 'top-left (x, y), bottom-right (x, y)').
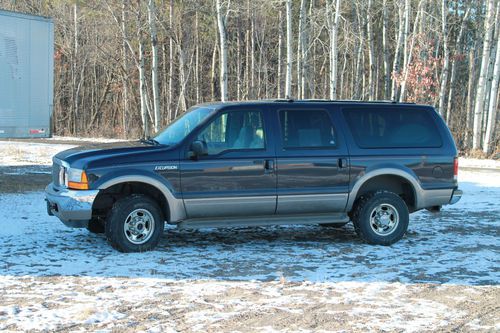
top-left (155, 106), bottom-right (215, 145)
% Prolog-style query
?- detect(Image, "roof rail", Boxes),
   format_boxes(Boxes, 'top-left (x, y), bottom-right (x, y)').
top-left (271, 98), bottom-right (416, 104)
top-left (274, 98), bottom-right (295, 103)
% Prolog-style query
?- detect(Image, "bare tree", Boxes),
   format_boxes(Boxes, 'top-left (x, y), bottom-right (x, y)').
top-left (446, 6), bottom-right (470, 125)
top-left (484, 13), bottom-right (500, 154)
top-left (297, 0), bottom-right (307, 99)
top-left (328, 0), bottom-right (341, 100)
top-left (215, 0), bottom-right (229, 102)
top-left (437, 0), bottom-right (449, 117)
top-left (148, 0), bottom-right (160, 133)
top-left (285, 0), bottom-right (292, 99)
top-left (473, 0), bottom-right (495, 150)
top-left (366, 0), bottom-right (375, 100)
top-left (391, 0), bottom-right (405, 100)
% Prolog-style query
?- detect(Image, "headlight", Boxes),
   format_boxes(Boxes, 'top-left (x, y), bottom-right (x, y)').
top-left (65, 167), bottom-right (89, 190)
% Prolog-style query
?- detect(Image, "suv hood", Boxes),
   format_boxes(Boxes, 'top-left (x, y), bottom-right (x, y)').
top-left (54, 141), bottom-right (166, 166)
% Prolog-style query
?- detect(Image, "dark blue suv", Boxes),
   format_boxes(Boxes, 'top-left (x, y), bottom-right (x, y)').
top-left (46, 100), bottom-right (462, 252)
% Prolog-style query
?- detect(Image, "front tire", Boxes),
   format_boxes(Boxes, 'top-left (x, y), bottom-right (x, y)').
top-left (105, 195), bottom-right (164, 252)
top-left (86, 217), bottom-right (105, 234)
top-left (352, 191), bottom-right (409, 245)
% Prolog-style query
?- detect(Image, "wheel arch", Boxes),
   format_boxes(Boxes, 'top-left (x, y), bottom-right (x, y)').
top-left (347, 168), bottom-right (422, 212)
top-left (93, 175), bottom-right (186, 222)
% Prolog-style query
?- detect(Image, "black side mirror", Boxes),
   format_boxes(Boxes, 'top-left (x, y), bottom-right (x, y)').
top-left (189, 140), bottom-right (208, 159)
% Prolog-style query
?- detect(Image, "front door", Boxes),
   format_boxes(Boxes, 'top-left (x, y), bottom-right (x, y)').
top-left (272, 106), bottom-right (350, 214)
top-left (180, 107), bottom-right (276, 218)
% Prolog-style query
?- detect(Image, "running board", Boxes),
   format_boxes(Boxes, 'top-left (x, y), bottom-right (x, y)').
top-left (176, 213), bottom-right (349, 229)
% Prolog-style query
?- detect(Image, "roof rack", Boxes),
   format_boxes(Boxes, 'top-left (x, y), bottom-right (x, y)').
top-left (272, 98), bottom-right (415, 104)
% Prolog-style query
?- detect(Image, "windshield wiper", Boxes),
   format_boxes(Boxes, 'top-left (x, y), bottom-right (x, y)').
top-left (140, 137), bottom-right (161, 145)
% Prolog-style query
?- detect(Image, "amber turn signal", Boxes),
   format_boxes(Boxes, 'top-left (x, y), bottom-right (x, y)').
top-left (68, 171), bottom-right (89, 190)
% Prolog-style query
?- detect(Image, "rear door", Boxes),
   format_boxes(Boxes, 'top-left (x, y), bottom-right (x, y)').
top-left (272, 104), bottom-right (350, 214)
top-left (180, 106), bottom-right (277, 218)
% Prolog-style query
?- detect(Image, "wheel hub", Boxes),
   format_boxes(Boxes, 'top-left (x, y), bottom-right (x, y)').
top-left (369, 203), bottom-right (400, 236)
top-left (123, 209), bottom-right (155, 244)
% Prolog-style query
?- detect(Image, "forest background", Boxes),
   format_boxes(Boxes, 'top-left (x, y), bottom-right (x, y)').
top-left (1, 0), bottom-right (499, 155)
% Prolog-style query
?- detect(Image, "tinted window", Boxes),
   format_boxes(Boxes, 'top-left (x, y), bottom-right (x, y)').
top-left (197, 110), bottom-right (265, 155)
top-left (279, 110), bottom-right (337, 149)
top-left (343, 108), bottom-right (442, 148)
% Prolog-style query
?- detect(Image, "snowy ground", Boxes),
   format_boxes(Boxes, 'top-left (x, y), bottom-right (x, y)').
top-left (0, 140), bottom-right (499, 332)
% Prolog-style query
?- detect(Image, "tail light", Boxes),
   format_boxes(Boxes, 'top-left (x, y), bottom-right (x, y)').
top-left (453, 157), bottom-right (458, 181)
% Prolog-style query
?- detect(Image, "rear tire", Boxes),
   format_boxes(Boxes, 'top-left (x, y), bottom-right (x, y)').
top-left (352, 191), bottom-right (409, 245)
top-left (105, 194), bottom-right (164, 252)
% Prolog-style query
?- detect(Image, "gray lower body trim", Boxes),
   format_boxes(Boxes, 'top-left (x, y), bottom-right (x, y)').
top-left (45, 183), bottom-right (99, 226)
top-left (184, 196), bottom-right (276, 218)
top-left (449, 189), bottom-right (462, 205)
top-left (177, 212), bottom-right (349, 229)
top-left (418, 188), bottom-right (454, 209)
top-left (277, 193), bottom-right (348, 214)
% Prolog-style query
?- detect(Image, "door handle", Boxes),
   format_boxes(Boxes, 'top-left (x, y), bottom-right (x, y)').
top-left (338, 158), bottom-right (348, 169)
top-left (264, 159), bottom-right (275, 172)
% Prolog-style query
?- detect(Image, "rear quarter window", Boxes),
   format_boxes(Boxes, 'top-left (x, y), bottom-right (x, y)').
top-left (342, 107), bottom-right (442, 149)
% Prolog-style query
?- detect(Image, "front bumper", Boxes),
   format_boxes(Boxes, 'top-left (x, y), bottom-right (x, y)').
top-left (45, 183), bottom-right (99, 228)
top-left (449, 189), bottom-right (462, 205)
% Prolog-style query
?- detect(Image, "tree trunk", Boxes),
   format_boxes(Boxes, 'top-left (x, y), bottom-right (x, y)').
top-left (277, 9), bottom-right (283, 99)
top-left (72, 2), bottom-right (78, 134)
top-left (285, 0), bottom-right (292, 99)
top-left (139, 40), bottom-right (148, 138)
top-left (399, 0), bottom-right (424, 102)
top-left (328, 0), bottom-right (341, 100)
top-left (195, 11), bottom-right (200, 103)
top-left (382, 0), bottom-right (390, 100)
top-left (465, 48), bottom-right (476, 148)
top-left (216, 0), bottom-right (228, 102)
top-left (297, 0), bottom-right (307, 99)
top-left (211, 39), bottom-right (218, 101)
top-left (366, 0), bottom-right (375, 100)
top-left (482, 5), bottom-right (500, 139)
top-left (391, 0), bottom-right (405, 100)
top-left (437, 0), bottom-right (449, 118)
top-left (176, 43), bottom-right (188, 117)
top-left (236, 20), bottom-right (241, 100)
top-left (446, 7), bottom-right (470, 125)
top-left (483, 21), bottom-right (500, 154)
top-left (148, 0), bottom-right (161, 133)
top-left (121, 0), bottom-right (129, 138)
top-left (168, 0), bottom-right (174, 122)
top-left (472, 0), bottom-right (495, 150)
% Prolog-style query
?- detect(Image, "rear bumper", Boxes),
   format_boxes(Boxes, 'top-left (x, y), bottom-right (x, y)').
top-left (449, 189), bottom-right (462, 205)
top-left (45, 183), bottom-right (99, 228)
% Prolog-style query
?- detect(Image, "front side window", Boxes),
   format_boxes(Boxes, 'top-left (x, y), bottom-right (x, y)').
top-left (155, 106), bottom-right (214, 145)
top-left (197, 110), bottom-right (265, 155)
top-left (279, 109), bottom-right (337, 149)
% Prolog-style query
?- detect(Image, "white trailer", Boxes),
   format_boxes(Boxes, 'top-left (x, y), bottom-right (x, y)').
top-left (0, 9), bottom-right (54, 138)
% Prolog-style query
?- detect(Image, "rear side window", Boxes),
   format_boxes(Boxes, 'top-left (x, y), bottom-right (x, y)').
top-left (279, 109), bottom-right (337, 149)
top-left (342, 108), bottom-right (442, 148)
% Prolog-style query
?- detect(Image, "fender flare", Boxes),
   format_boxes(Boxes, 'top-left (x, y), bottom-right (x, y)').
top-left (98, 175), bottom-right (186, 222)
top-left (346, 168), bottom-right (423, 211)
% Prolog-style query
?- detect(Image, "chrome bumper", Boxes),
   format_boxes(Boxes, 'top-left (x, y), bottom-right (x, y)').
top-left (45, 183), bottom-right (99, 228)
top-left (449, 189), bottom-right (462, 205)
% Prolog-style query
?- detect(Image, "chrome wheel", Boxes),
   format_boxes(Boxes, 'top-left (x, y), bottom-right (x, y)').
top-left (369, 203), bottom-right (399, 236)
top-left (123, 209), bottom-right (155, 245)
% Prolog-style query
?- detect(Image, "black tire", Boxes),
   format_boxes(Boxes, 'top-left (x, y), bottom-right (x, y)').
top-left (87, 218), bottom-right (105, 234)
top-left (319, 222), bottom-right (348, 228)
top-left (105, 194), bottom-right (164, 252)
top-left (351, 190), bottom-right (409, 245)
